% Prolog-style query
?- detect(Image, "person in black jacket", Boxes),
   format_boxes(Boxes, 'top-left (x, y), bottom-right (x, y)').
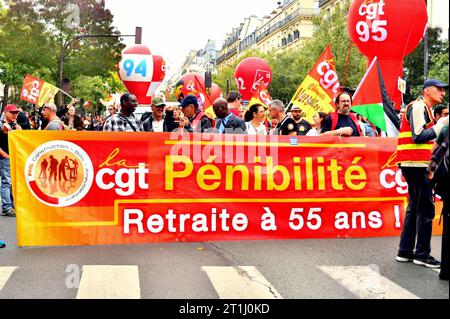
top-left (16, 109), bottom-right (31, 130)
top-left (142, 97), bottom-right (171, 132)
top-left (213, 98), bottom-right (247, 134)
top-left (175, 95), bottom-right (213, 133)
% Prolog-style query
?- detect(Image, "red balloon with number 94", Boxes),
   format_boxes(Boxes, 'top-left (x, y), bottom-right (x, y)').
top-left (118, 45), bottom-right (166, 105)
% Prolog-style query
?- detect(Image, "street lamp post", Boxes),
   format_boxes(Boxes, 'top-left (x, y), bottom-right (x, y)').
top-left (57, 27), bottom-right (142, 107)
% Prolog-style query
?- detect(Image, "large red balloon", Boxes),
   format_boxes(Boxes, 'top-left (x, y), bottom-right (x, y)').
top-left (210, 83), bottom-right (223, 102)
top-left (348, 0), bottom-right (427, 59)
top-left (234, 57), bottom-right (272, 101)
top-left (174, 73), bottom-right (205, 102)
top-left (118, 45), bottom-right (166, 105)
top-left (348, 0), bottom-right (427, 109)
top-left (174, 73), bottom-right (222, 106)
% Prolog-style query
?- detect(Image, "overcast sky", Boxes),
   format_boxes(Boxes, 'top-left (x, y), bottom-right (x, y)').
top-left (105, 0), bottom-right (277, 77)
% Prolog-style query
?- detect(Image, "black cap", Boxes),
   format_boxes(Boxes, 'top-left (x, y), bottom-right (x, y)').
top-left (181, 95), bottom-right (198, 108)
top-left (423, 79), bottom-right (449, 90)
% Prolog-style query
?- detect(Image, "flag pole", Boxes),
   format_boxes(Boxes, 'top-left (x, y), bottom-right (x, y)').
top-left (60, 89), bottom-right (75, 100)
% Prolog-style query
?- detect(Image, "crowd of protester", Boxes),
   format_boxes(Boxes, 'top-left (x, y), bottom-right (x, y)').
top-left (2, 87), bottom-right (446, 137)
top-left (0, 81), bottom-right (449, 283)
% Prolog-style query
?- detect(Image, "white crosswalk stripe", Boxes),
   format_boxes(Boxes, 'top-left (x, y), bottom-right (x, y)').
top-left (0, 267), bottom-right (17, 291)
top-left (318, 265), bottom-right (420, 299)
top-left (0, 264), bottom-right (438, 299)
top-left (201, 266), bottom-right (283, 299)
top-left (76, 265), bottom-right (141, 299)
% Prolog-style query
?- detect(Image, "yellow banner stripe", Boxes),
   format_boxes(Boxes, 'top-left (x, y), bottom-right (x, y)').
top-left (165, 141), bottom-right (366, 148)
top-left (397, 144), bottom-right (433, 151)
top-left (398, 132), bottom-right (412, 138)
top-left (116, 197), bottom-right (407, 204)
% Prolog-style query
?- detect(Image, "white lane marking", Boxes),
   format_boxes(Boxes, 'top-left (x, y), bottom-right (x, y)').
top-left (318, 265), bottom-right (420, 299)
top-left (0, 267), bottom-right (17, 291)
top-left (76, 266), bottom-right (140, 299)
top-left (201, 266), bottom-right (282, 299)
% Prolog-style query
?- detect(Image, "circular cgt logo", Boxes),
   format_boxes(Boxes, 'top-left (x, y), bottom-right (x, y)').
top-left (25, 141), bottom-right (94, 207)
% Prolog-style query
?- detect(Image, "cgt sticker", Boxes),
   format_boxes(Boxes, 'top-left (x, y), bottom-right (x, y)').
top-left (24, 141), bottom-right (94, 207)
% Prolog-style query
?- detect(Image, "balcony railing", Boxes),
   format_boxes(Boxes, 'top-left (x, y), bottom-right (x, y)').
top-left (216, 53), bottom-right (226, 65)
top-left (216, 47), bottom-right (238, 65)
top-left (240, 32), bottom-right (258, 51)
top-left (256, 8), bottom-right (319, 43)
top-left (226, 47), bottom-right (237, 59)
top-left (319, 0), bottom-right (331, 7)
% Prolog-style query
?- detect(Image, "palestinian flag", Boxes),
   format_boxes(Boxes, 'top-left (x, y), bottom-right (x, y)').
top-left (352, 57), bottom-right (401, 137)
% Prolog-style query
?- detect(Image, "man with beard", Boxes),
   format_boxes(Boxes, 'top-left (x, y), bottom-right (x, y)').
top-left (290, 105), bottom-right (312, 136)
top-left (321, 92), bottom-right (362, 137)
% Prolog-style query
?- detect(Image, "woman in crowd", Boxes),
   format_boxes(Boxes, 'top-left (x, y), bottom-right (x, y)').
top-left (63, 106), bottom-right (84, 130)
top-left (306, 111), bottom-right (328, 136)
top-left (356, 113), bottom-right (377, 137)
top-left (244, 103), bottom-right (268, 135)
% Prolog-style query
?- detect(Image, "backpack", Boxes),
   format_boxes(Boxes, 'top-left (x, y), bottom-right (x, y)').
top-left (428, 133), bottom-right (449, 198)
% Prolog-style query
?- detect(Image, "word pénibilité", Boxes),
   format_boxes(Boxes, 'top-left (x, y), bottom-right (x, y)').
top-left (166, 155), bottom-right (367, 192)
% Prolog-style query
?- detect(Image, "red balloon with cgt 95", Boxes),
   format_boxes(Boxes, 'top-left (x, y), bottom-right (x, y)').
top-left (347, 0), bottom-right (428, 109)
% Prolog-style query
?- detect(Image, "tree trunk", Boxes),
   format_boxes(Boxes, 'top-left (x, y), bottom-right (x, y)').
top-left (2, 83), bottom-right (9, 110)
top-left (57, 43), bottom-right (65, 108)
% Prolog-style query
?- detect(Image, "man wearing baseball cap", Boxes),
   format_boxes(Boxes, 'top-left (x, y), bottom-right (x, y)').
top-left (290, 105), bottom-right (312, 136)
top-left (178, 95), bottom-right (212, 133)
top-left (0, 105), bottom-right (22, 217)
top-left (142, 97), bottom-right (170, 132)
top-left (395, 78), bottom-right (449, 269)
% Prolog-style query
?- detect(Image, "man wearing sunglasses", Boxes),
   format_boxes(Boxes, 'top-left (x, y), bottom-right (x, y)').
top-left (106, 105), bottom-right (116, 121)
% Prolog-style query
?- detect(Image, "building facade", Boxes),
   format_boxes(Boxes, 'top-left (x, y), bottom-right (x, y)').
top-left (255, 0), bottom-right (318, 54)
top-left (180, 50), bottom-right (205, 76)
top-left (178, 0), bottom-right (447, 80)
top-left (216, 0), bottom-right (319, 70)
top-left (318, 0), bottom-right (349, 18)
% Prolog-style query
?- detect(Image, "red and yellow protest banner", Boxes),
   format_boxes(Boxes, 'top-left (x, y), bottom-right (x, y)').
top-left (194, 75), bottom-right (216, 119)
top-left (9, 131), bottom-right (442, 247)
top-left (20, 75), bottom-right (60, 106)
top-left (289, 45), bottom-right (340, 123)
top-left (247, 81), bottom-right (273, 109)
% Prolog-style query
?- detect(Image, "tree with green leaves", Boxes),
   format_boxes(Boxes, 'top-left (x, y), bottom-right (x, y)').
top-left (301, 4), bottom-right (367, 90)
top-left (0, 0), bottom-right (54, 108)
top-left (213, 50), bottom-right (265, 97)
top-left (0, 0), bottom-right (124, 107)
top-left (404, 27), bottom-right (449, 104)
top-left (213, 4), bottom-right (366, 103)
top-left (72, 72), bottom-right (125, 115)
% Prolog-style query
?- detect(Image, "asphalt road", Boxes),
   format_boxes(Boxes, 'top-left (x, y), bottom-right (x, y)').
top-left (0, 216), bottom-right (448, 300)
